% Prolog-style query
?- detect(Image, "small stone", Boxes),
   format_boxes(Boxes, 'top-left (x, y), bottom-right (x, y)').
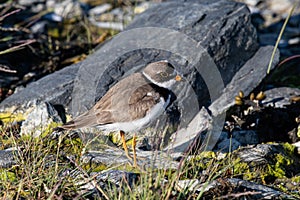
top-left (134, 2), bottom-right (156, 14)
top-left (89, 19), bottom-right (124, 30)
top-left (176, 179), bottom-right (201, 192)
top-left (228, 178), bottom-right (295, 199)
top-left (232, 130), bottom-right (259, 145)
top-left (54, 0), bottom-right (83, 20)
top-left (262, 87), bottom-right (300, 108)
top-left (269, 0), bottom-right (294, 14)
top-left (0, 148), bottom-right (16, 168)
top-left (92, 170), bottom-right (139, 187)
top-left (216, 136), bottom-right (241, 152)
top-left (20, 102), bottom-right (63, 137)
top-left (89, 3), bottom-right (112, 16)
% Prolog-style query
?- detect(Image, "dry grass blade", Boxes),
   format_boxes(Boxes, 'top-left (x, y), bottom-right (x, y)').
top-left (217, 191), bottom-right (262, 199)
top-left (0, 39), bottom-right (36, 55)
top-left (267, 3), bottom-right (297, 74)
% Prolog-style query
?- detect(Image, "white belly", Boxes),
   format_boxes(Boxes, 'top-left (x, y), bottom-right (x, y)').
top-left (97, 95), bottom-right (171, 132)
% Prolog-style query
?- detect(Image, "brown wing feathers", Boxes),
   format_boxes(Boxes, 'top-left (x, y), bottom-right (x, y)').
top-left (60, 73), bottom-right (166, 130)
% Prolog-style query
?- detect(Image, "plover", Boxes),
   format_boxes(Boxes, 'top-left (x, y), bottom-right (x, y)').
top-left (59, 60), bottom-right (181, 166)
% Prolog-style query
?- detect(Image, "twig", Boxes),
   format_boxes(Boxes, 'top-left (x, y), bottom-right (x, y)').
top-left (217, 191), bottom-right (261, 199)
top-left (0, 39), bottom-right (36, 55)
top-left (0, 64), bottom-right (17, 73)
top-left (277, 54), bottom-right (300, 68)
top-left (67, 156), bottom-right (110, 200)
top-left (0, 8), bottom-right (22, 21)
top-left (47, 179), bottom-right (63, 200)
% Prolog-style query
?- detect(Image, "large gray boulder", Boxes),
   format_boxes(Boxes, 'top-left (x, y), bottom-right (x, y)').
top-left (0, 0), bottom-right (258, 116)
top-left (1, 0), bottom-right (275, 154)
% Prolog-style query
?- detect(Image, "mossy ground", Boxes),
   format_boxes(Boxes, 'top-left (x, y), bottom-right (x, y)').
top-left (0, 113), bottom-right (300, 199)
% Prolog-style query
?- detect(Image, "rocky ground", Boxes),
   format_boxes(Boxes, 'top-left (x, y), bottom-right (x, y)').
top-left (0, 0), bottom-right (299, 199)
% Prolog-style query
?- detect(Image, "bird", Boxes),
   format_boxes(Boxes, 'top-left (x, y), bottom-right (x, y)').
top-left (58, 60), bottom-right (182, 167)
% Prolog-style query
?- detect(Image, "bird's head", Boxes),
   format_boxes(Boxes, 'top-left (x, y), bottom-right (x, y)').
top-left (142, 60), bottom-right (181, 89)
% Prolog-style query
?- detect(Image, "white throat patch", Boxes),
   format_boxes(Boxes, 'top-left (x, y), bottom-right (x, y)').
top-left (142, 71), bottom-right (176, 89)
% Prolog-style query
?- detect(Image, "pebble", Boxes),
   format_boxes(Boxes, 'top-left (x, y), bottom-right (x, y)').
top-left (54, 0), bottom-right (83, 20)
top-left (89, 3), bottom-right (112, 16)
top-left (20, 102), bottom-right (63, 137)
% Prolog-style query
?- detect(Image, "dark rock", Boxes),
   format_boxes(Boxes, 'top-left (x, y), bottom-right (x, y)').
top-left (0, 1), bottom-right (268, 155)
top-left (255, 106), bottom-right (299, 143)
top-left (80, 170), bottom-right (140, 198)
top-left (0, 63), bottom-right (79, 111)
top-left (20, 102), bottom-right (64, 136)
top-left (209, 45), bottom-right (280, 116)
top-left (216, 135), bottom-right (241, 152)
top-left (262, 87), bottom-right (300, 108)
top-left (232, 130), bottom-right (259, 145)
top-left (0, 149), bottom-right (16, 168)
top-left (82, 149), bottom-right (179, 169)
top-left (126, 0), bottom-right (259, 85)
top-left (234, 143), bottom-right (300, 178)
top-left (227, 178), bottom-right (295, 199)
top-left (164, 106), bottom-right (212, 155)
top-left (224, 92), bottom-right (299, 144)
top-left (0, 0), bottom-right (259, 119)
top-left (92, 170), bottom-right (139, 188)
top-left (214, 130), bottom-right (259, 152)
top-left (176, 177), bottom-right (295, 199)
top-left (165, 46), bottom-right (278, 156)
top-left (247, 0), bottom-right (300, 58)
top-left (81, 150), bottom-right (131, 167)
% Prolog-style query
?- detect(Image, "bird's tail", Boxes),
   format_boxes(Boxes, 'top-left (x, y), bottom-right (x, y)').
top-left (53, 120), bottom-right (77, 132)
top-left (54, 111), bottom-right (99, 131)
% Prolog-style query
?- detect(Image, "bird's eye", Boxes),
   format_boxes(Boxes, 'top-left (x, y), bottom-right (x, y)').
top-left (160, 72), bottom-right (168, 77)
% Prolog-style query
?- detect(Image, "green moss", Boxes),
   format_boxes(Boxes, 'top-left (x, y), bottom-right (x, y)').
top-left (0, 112), bottom-right (25, 123)
top-left (41, 122), bottom-right (63, 137)
top-left (188, 151), bottom-right (217, 169)
top-left (189, 151), bottom-right (216, 162)
top-left (198, 151), bottom-right (217, 159)
top-left (0, 169), bottom-right (17, 182)
top-left (82, 161), bottom-right (141, 173)
top-left (291, 176), bottom-right (300, 183)
top-left (115, 164), bottom-right (139, 173)
top-left (108, 132), bottom-right (135, 146)
top-left (0, 137), bottom-right (15, 150)
top-left (281, 142), bottom-right (296, 157)
top-left (276, 183), bottom-right (288, 192)
top-left (233, 160), bottom-right (262, 181)
top-left (109, 132), bottom-right (120, 145)
top-left (273, 153), bottom-right (292, 177)
top-left (61, 136), bottom-right (83, 156)
top-left (82, 162), bottom-right (108, 172)
top-left (231, 144), bottom-right (297, 184)
top-left (181, 151), bottom-right (226, 180)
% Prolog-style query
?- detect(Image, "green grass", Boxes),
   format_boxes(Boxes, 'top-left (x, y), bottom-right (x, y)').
top-left (0, 123), bottom-right (231, 199)
top-left (1, 0), bottom-right (300, 199)
top-left (1, 115), bottom-right (300, 199)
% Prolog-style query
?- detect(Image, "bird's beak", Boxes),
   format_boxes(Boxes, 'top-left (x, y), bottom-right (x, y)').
top-left (175, 74), bottom-right (182, 81)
